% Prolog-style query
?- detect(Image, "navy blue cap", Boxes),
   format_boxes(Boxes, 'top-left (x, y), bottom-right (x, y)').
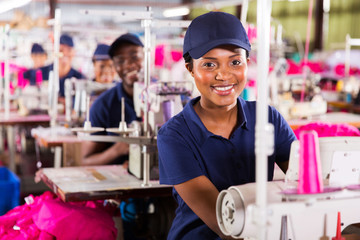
top-left (60, 34), bottom-right (74, 47)
top-left (183, 11), bottom-right (251, 59)
top-left (93, 44), bottom-right (111, 61)
top-left (108, 33), bottom-right (144, 58)
top-left (31, 43), bottom-right (45, 54)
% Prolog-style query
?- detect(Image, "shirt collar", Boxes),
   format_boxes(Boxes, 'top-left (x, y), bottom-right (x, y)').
top-left (183, 96), bottom-right (249, 146)
top-left (116, 82), bottom-right (131, 102)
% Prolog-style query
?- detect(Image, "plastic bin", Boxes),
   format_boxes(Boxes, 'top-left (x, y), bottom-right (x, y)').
top-left (0, 167), bottom-right (20, 216)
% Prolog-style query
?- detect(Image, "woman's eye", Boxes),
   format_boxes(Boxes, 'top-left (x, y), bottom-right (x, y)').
top-left (232, 60), bottom-right (241, 65)
top-left (203, 62), bottom-right (215, 67)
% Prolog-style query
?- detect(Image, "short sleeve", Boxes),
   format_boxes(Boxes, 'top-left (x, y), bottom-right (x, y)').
top-left (157, 126), bottom-right (203, 186)
top-left (89, 98), bottom-right (108, 135)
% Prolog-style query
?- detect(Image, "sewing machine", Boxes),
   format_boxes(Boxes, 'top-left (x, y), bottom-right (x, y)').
top-left (216, 137), bottom-right (360, 239)
top-left (64, 77), bottom-right (115, 122)
top-left (269, 58), bottom-right (327, 120)
top-left (129, 80), bottom-right (192, 179)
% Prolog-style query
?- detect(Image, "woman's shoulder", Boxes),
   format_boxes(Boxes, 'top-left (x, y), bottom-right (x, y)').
top-left (158, 111), bottom-right (187, 136)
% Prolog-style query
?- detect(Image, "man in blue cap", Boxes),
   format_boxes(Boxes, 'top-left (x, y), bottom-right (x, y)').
top-left (23, 43), bottom-right (47, 85)
top-left (92, 43), bottom-right (116, 84)
top-left (82, 33), bottom-right (146, 240)
top-left (40, 33), bottom-right (86, 98)
top-left (81, 33), bottom-right (143, 166)
top-left (82, 33), bottom-right (176, 240)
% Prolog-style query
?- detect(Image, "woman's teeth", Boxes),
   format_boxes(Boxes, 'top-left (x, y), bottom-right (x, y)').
top-left (214, 85), bottom-right (233, 91)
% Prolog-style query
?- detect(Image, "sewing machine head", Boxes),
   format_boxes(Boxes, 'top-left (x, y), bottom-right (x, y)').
top-left (129, 80), bottom-right (192, 179)
top-left (286, 136), bottom-right (360, 187)
top-left (133, 80), bottom-right (192, 134)
top-left (65, 78), bottom-right (115, 122)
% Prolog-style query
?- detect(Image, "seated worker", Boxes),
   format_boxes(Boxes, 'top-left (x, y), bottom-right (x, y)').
top-left (90, 43), bottom-right (117, 96)
top-left (81, 33), bottom-right (173, 240)
top-left (92, 43), bottom-right (116, 84)
top-left (157, 12), bottom-right (297, 239)
top-left (23, 43), bottom-right (48, 85)
top-left (40, 33), bottom-right (86, 98)
top-left (81, 33), bottom-right (144, 166)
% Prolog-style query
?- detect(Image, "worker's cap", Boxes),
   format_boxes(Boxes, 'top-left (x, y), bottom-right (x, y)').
top-left (31, 43), bottom-right (45, 54)
top-left (93, 43), bottom-right (111, 61)
top-left (60, 34), bottom-right (74, 47)
top-left (183, 11), bottom-right (251, 59)
top-left (108, 33), bottom-right (144, 58)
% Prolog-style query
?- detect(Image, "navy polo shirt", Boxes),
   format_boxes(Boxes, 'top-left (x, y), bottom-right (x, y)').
top-left (89, 82), bottom-right (141, 164)
top-left (23, 69), bottom-right (38, 85)
top-left (40, 64), bottom-right (85, 97)
top-left (157, 96), bottom-right (296, 239)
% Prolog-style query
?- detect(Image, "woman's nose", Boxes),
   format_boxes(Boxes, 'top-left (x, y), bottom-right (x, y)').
top-left (215, 69), bottom-right (232, 81)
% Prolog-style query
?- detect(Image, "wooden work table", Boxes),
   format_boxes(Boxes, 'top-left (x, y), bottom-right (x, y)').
top-left (39, 165), bottom-right (172, 202)
top-left (327, 101), bottom-right (360, 113)
top-left (0, 113), bottom-right (51, 172)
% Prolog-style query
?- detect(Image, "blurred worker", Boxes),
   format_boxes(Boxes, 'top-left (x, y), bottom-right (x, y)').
top-left (89, 43), bottom-right (117, 97)
top-left (92, 43), bottom-right (116, 84)
top-left (81, 33), bottom-right (144, 166)
top-left (40, 33), bottom-right (86, 98)
top-left (23, 43), bottom-right (47, 85)
top-left (82, 33), bottom-right (151, 240)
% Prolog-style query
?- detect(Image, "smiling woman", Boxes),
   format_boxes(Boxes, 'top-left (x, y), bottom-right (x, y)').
top-left (157, 11), bottom-right (297, 240)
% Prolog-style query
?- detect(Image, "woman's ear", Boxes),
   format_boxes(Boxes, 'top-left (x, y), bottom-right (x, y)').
top-left (185, 63), bottom-right (194, 77)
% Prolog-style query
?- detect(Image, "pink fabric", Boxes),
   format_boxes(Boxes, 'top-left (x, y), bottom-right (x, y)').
top-left (171, 50), bottom-right (182, 62)
top-left (0, 191), bottom-right (54, 240)
top-left (0, 191), bottom-right (117, 240)
top-left (334, 63), bottom-right (359, 77)
top-left (33, 199), bottom-right (117, 240)
top-left (0, 62), bottom-right (4, 78)
top-left (300, 60), bottom-right (324, 73)
top-left (155, 45), bottom-right (165, 67)
top-left (35, 70), bottom-right (43, 86)
top-left (286, 59), bottom-right (302, 75)
top-left (294, 122), bottom-right (360, 139)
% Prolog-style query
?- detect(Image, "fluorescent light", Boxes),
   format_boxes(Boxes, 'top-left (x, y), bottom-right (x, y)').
top-left (163, 6), bottom-right (190, 18)
top-left (0, 0), bottom-right (32, 14)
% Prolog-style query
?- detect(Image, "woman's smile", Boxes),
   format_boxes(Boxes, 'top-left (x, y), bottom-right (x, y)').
top-left (211, 84), bottom-right (236, 96)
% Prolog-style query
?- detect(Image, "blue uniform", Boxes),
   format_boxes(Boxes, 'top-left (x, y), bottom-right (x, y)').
top-left (23, 69), bottom-right (38, 85)
top-left (89, 82), bottom-right (141, 165)
top-left (157, 96), bottom-right (296, 240)
top-left (40, 64), bottom-right (85, 97)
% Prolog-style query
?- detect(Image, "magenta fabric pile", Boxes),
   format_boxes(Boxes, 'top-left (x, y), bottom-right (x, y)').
top-left (0, 191), bottom-right (117, 240)
top-left (293, 122), bottom-right (360, 139)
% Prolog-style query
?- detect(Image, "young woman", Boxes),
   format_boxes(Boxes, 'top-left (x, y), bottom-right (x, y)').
top-left (157, 11), bottom-right (296, 239)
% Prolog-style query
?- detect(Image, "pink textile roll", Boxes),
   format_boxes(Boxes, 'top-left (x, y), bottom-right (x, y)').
top-left (36, 69), bottom-right (43, 86)
top-left (298, 130), bottom-right (323, 194)
top-left (1, 62), bottom-right (4, 78)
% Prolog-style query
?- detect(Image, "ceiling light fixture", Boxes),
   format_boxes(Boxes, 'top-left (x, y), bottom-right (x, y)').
top-left (0, 0), bottom-right (32, 14)
top-left (163, 0), bottom-right (246, 18)
top-left (163, 6), bottom-right (190, 18)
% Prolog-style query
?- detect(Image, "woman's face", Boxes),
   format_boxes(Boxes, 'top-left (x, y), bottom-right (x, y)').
top-left (93, 59), bottom-right (116, 84)
top-left (112, 44), bottom-right (144, 97)
top-left (189, 45), bottom-right (249, 109)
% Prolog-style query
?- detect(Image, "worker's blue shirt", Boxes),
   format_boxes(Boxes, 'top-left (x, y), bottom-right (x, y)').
top-left (157, 96), bottom-right (296, 240)
top-left (23, 69), bottom-right (39, 85)
top-left (89, 82), bottom-right (141, 164)
top-left (40, 64), bottom-right (85, 97)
